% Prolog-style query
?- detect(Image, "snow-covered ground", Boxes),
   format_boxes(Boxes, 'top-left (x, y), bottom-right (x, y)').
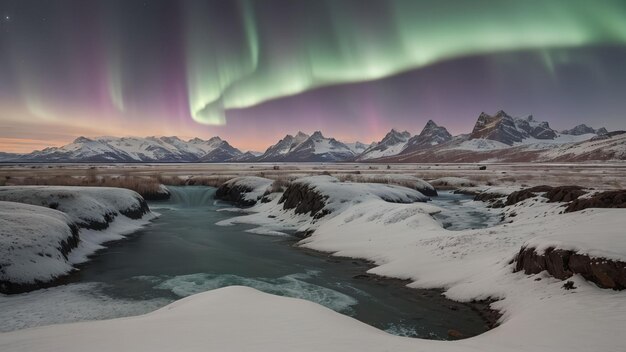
top-left (0, 186), bottom-right (154, 290)
top-left (0, 202), bottom-right (77, 286)
top-left (0, 178), bottom-right (624, 351)
top-left (0, 186), bottom-right (148, 228)
top-left (213, 177), bottom-right (626, 352)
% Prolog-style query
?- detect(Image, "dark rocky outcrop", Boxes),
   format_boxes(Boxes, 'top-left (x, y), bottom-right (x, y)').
top-left (215, 183), bottom-right (258, 207)
top-left (142, 188), bottom-right (171, 201)
top-left (119, 197), bottom-right (151, 219)
top-left (505, 185), bottom-right (586, 206)
top-left (544, 186), bottom-right (586, 203)
top-left (514, 246), bottom-right (626, 290)
top-left (565, 190), bottom-right (626, 213)
top-left (505, 186), bottom-right (553, 206)
top-left (279, 182), bottom-right (329, 218)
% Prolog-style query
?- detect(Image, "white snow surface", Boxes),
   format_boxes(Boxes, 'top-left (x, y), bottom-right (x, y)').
top-left (0, 202), bottom-right (76, 284)
top-left (0, 186), bottom-right (145, 226)
top-left (454, 138), bottom-right (510, 151)
top-left (540, 133), bottom-right (626, 160)
top-left (0, 187), bottom-right (154, 286)
top-left (213, 184), bottom-right (626, 352)
top-left (522, 209), bottom-right (626, 261)
top-left (1, 184), bottom-right (625, 351)
top-left (290, 175), bottom-right (429, 213)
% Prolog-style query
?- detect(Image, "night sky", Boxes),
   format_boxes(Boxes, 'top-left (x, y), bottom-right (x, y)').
top-left (1, 0), bottom-right (625, 153)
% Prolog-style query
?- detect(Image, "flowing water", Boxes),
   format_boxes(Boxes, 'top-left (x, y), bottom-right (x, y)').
top-left (0, 186), bottom-right (499, 339)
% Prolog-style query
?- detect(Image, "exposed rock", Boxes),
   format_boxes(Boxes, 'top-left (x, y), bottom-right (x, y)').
top-left (402, 120), bottom-right (452, 153)
top-left (561, 124), bottom-right (607, 136)
top-left (279, 182), bottom-right (329, 218)
top-left (562, 281), bottom-right (576, 290)
top-left (505, 185), bottom-right (586, 206)
top-left (505, 186), bottom-right (553, 206)
top-left (514, 246), bottom-right (626, 290)
top-left (142, 187), bottom-right (171, 201)
top-left (565, 190), bottom-right (626, 213)
top-left (545, 186), bottom-right (586, 203)
top-left (119, 197), bottom-right (150, 219)
top-left (215, 183), bottom-right (258, 207)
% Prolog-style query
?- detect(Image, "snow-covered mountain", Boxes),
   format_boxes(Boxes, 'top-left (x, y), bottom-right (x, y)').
top-left (345, 141), bottom-right (372, 155)
top-left (356, 129), bottom-right (411, 161)
top-left (17, 136), bottom-right (243, 162)
top-left (401, 120), bottom-right (452, 154)
top-left (469, 110), bottom-right (558, 145)
top-left (561, 124), bottom-right (608, 136)
top-left (256, 131), bottom-right (357, 162)
top-left (256, 132), bottom-right (309, 162)
top-left (4, 111), bottom-right (623, 163)
top-left (0, 152), bottom-right (19, 161)
top-left (281, 131), bottom-right (356, 162)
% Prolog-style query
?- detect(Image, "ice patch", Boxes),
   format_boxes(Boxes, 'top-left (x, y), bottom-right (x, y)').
top-left (430, 191), bottom-right (501, 231)
top-left (144, 272), bottom-right (358, 313)
top-left (0, 283), bottom-right (170, 332)
top-left (245, 227), bottom-right (290, 236)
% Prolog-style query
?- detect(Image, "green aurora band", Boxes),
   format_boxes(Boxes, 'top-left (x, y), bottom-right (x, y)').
top-left (183, 0), bottom-right (626, 125)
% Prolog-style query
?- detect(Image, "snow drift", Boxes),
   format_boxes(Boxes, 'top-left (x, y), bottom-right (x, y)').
top-left (0, 186), bottom-right (153, 293)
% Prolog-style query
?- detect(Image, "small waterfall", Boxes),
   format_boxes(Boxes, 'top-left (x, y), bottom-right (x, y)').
top-left (164, 186), bottom-right (216, 208)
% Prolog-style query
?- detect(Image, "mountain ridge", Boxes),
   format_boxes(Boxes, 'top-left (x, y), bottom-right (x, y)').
top-left (2, 111), bottom-right (621, 162)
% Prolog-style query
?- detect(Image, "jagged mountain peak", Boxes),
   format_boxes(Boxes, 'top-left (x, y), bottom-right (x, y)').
top-left (424, 120), bottom-right (438, 128)
top-left (399, 120), bottom-right (453, 154)
top-left (19, 135), bottom-right (242, 162)
top-left (310, 131), bottom-right (325, 139)
top-left (471, 110), bottom-right (557, 145)
top-left (73, 136), bottom-right (93, 144)
top-left (355, 129), bottom-right (412, 161)
top-left (561, 124), bottom-right (608, 136)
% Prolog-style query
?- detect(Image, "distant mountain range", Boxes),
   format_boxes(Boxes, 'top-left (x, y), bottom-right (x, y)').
top-left (1, 110), bottom-right (624, 163)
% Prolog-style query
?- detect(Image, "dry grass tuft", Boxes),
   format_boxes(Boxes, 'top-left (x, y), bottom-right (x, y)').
top-left (5, 174), bottom-right (166, 199)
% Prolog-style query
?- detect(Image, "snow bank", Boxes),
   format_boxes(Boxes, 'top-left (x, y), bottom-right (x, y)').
top-left (521, 209), bottom-right (626, 262)
top-left (0, 186), bottom-right (149, 229)
top-left (215, 176), bottom-right (273, 206)
top-left (0, 186), bottom-right (154, 292)
top-left (0, 202), bottom-right (78, 289)
top-left (0, 286), bottom-right (426, 352)
top-left (283, 175), bottom-right (429, 215)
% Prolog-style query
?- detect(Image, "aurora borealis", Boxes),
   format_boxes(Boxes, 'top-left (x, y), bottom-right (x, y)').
top-left (1, 0), bottom-right (626, 152)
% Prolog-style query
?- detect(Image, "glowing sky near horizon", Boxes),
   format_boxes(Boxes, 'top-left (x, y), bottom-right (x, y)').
top-left (1, 0), bottom-right (626, 153)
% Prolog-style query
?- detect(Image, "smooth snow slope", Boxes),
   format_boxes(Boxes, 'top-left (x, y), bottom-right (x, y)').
top-left (0, 186), bottom-right (146, 227)
top-left (0, 202), bottom-right (77, 285)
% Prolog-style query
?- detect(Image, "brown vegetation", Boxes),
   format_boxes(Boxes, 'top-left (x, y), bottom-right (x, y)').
top-left (4, 174), bottom-right (167, 199)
